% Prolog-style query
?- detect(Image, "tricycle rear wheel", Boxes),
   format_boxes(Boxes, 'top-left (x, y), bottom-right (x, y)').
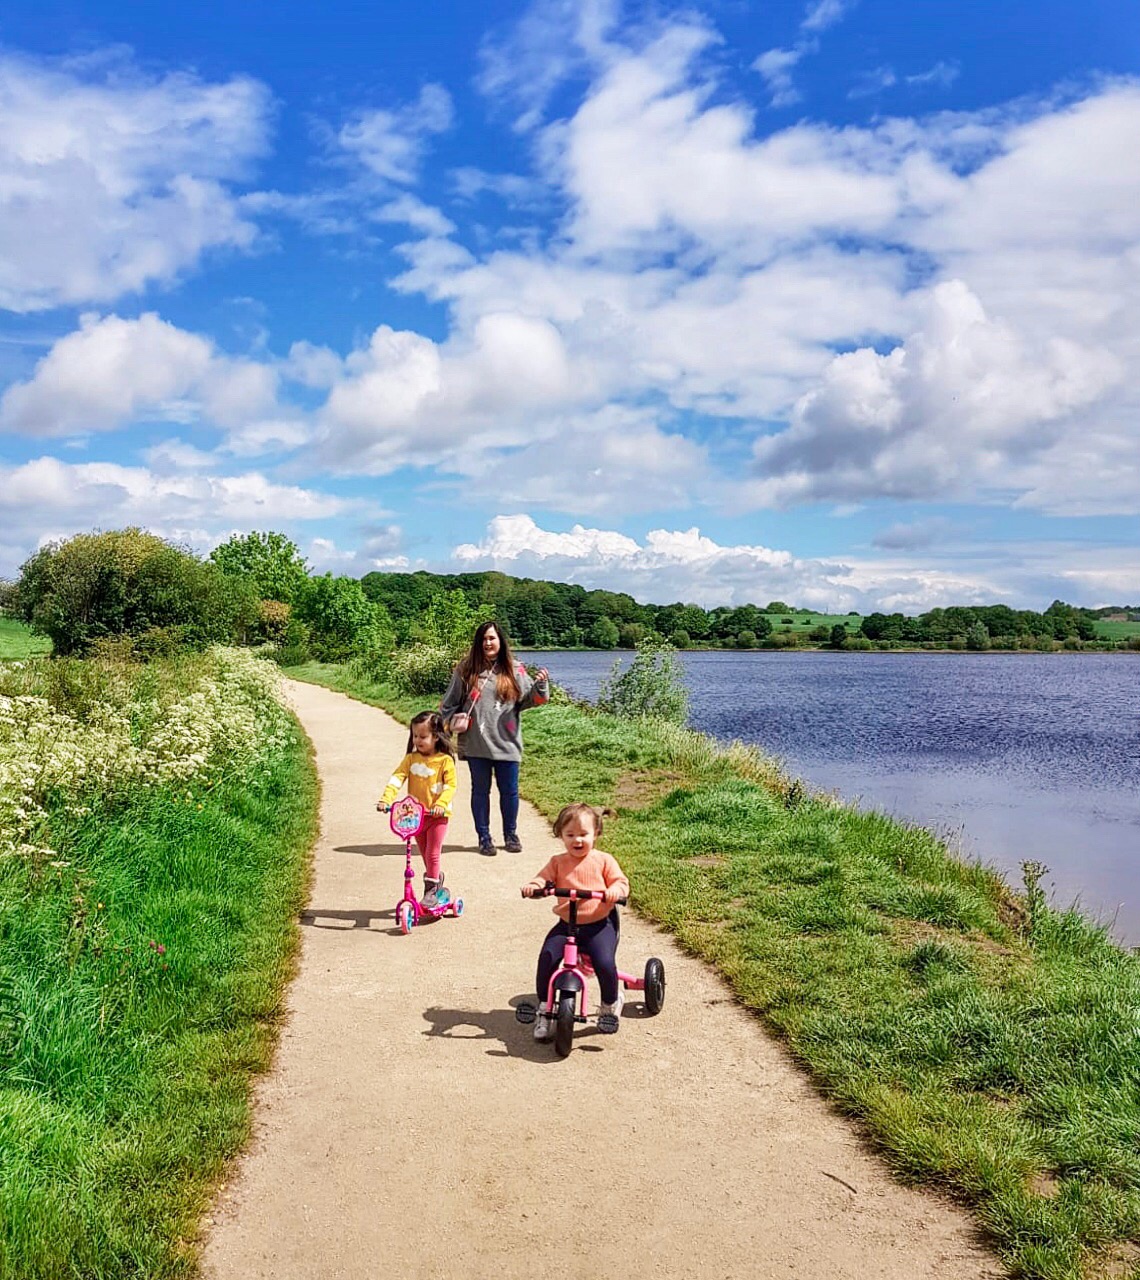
top-left (644, 958), bottom-right (665, 1014)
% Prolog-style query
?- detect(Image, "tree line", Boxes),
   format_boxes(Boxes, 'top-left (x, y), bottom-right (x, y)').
top-left (2, 528), bottom-right (1135, 659)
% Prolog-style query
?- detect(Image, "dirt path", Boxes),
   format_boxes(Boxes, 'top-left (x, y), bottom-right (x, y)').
top-left (201, 679), bottom-right (1002, 1280)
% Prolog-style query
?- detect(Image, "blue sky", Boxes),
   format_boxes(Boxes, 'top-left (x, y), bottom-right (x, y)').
top-left (1, 0), bottom-right (1138, 611)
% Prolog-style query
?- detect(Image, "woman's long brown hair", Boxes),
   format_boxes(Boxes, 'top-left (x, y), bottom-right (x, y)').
top-left (455, 621), bottom-right (521, 703)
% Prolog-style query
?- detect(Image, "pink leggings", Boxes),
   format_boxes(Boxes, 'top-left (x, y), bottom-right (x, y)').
top-left (415, 815), bottom-right (448, 880)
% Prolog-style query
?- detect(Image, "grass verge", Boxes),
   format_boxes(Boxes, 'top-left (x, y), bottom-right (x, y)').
top-left (287, 661), bottom-right (1140, 1280)
top-left (0, 699), bottom-right (317, 1278)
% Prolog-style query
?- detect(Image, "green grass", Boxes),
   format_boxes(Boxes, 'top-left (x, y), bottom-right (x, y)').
top-left (1093, 620), bottom-right (1140, 641)
top-left (0, 710), bottom-right (317, 1277)
top-left (289, 662), bottom-right (1140, 1280)
top-left (0, 617), bottom-right (51, 659)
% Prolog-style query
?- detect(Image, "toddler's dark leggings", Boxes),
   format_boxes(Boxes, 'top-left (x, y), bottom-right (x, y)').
top-left (536, 910), bottom-right (620, 1006)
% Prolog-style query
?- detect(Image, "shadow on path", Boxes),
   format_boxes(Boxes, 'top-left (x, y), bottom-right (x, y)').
top-left (420, 996), bottom-right (619, 1060)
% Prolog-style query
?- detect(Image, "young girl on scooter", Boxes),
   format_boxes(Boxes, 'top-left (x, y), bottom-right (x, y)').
top-left (377, 712), bottom-right (456, 909)
top-left (521, 803), bottom-right (629, 1042)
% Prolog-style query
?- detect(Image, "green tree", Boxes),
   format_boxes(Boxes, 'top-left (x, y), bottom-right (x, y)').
top-left (417, 589), bottom-right (496, 656)
top-left (209, 531), bottom-right (309, 604)
top-left (670, 628), bottom-right (692, 649)
top-left (829, 623), bottom-right (848, 648)
top-left (295, 574), bottom-right (379, 661)
top-left (588, 616), bottom-right (620, 649)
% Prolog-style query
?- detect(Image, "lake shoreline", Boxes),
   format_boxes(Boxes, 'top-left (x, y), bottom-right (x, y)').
top-left (287, 659), bottom-right (1140, 1279)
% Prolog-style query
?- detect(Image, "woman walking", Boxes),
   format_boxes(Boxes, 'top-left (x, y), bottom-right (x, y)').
top-left (441, 621), bottom-right (549, 856)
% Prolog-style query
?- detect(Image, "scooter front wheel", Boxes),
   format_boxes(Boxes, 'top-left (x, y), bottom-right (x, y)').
top-left (554, 992), bottom-right (576, 1058)
top-left (397, 901), bottom-right (415, 934)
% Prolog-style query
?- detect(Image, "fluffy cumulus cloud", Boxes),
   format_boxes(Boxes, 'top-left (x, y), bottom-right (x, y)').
top-left (453, 513), bottom-right (1140, 612)
top-left (0, 51), bottom-right (270, 312)
top-left (452, 513), bottom-right (985, 611)
top-left (375, 29), bottom-right (1140, 520)
top-left (0, 455), bottom-right (352, 570)
top-left (750, 280), bottom-right (1125, 509)
top-left (0, 313), bottom-right (289, 443)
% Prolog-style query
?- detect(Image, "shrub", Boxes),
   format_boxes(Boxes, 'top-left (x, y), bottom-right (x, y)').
top-left (843, 635), bottom-right (872, 651)
top-left (275, 618), bottom-right (311, 667)
top-left (736, 630), bottom-right (757, 649)
top-left (388, 643), bottom-right (455, 696)
top-left (14, 529), bottom-right (238, 656)
top-left (596, 638), bottom-right (688, 724)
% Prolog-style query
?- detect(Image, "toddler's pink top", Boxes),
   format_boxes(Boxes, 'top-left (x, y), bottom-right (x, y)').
top-left (524, 847), bottom-right (630, 924)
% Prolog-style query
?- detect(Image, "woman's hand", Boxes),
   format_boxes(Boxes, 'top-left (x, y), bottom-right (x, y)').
top-left (536, 667), bottom-right (548, 682)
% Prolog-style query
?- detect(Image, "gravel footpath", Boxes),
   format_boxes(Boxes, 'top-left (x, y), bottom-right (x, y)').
top-left (201, 679), bottom-right (1002, 1280)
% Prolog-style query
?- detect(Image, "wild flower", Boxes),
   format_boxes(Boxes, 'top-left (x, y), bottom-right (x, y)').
top-left (0, 648), bottom-right (291, 863)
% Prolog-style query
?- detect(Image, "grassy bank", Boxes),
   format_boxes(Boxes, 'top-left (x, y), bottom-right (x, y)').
top-left (287, 661), bottom-right (1140, 1280)
top-left (1, 652), bottom-right (318, 1279)
top-left (0, 617), bottom-right (51, 659)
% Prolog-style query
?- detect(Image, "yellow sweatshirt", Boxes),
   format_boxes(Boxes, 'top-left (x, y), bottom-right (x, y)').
top-left (379, 751), bottom-right (457, 817)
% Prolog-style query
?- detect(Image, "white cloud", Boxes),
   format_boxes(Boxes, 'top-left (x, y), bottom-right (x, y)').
top-left (750, 280), bottom-right (1124, 508)
top-left (337, 85), bottom-right (453, 184)
top-left (906, 62), bottom-right (960, 90)
top-left (476, 0), bottom-right (620, 131)
top-left (753, 47), bottom-right (803, 108)
top-left (0, 50), bottom-right (270, 312)
top-left (452, 513), bottom-right (1010, 611)
top-left (0, 455), bottom-right (354, 574)
top-left (373, 194), bottom-right (456, 236)
top-left (451, 514), bottom-right (1140, 612)
top-left (0, 312), bottom-right (284, 439)
top-left (801, 0), bottom-right (854, 34)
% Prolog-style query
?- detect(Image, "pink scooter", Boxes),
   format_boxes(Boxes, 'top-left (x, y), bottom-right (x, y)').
top-left (515, 884), bottom-right (665, 1057)
top-left (386, 795), bottom-right (464, 934)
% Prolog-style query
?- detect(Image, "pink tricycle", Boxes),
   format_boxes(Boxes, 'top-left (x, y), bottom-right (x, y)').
top-left (387, 795), bottom-right (464, 934)
top-left (515, 884), bottom-right (665, 1057)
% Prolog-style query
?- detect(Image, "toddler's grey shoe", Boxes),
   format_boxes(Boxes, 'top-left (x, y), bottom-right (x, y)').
top-left (533, 1010), bottom-right (553, 1042)
top-left (598, 989), bottom-right (625, 1019)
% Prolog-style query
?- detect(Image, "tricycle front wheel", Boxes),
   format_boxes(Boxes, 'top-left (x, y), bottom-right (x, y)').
top-left (554, 992), bottom-right (576, 1057)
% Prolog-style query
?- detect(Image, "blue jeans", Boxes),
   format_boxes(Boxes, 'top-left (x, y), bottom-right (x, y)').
top-left (467, 757), bottom-right (519, 843)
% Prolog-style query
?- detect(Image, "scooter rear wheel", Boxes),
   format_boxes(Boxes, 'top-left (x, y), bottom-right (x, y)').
top-left (554, 992), bottom-right (576, 1058)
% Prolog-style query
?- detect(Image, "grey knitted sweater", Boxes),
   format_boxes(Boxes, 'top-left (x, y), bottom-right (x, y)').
top-left (440, 663), bottom-right (549, 763)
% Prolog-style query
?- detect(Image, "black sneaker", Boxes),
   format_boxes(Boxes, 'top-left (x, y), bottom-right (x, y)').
top-left (502, 834), bottom-right (522, 853)
top-left (478, 837), bottom-right (497, 857)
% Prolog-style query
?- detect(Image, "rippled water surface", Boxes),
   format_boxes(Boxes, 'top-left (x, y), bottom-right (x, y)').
top-left (529, 651), bottom-right (1140, 943)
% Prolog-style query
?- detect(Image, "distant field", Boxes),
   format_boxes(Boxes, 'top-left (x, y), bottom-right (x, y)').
top-left (765, 612), bottom-right (862, 631)
top-left (1094, 619), bottom-right (1140, 640)
top-left (0, 616), bottom-right (50, 658)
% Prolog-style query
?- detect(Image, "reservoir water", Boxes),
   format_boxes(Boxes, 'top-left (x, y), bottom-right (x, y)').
top-left (527, 650), bottom-right (1140, 945)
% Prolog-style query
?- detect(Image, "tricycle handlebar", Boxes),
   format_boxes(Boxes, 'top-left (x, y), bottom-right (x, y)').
top-left (528, 881), bottom-right (627, 907)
